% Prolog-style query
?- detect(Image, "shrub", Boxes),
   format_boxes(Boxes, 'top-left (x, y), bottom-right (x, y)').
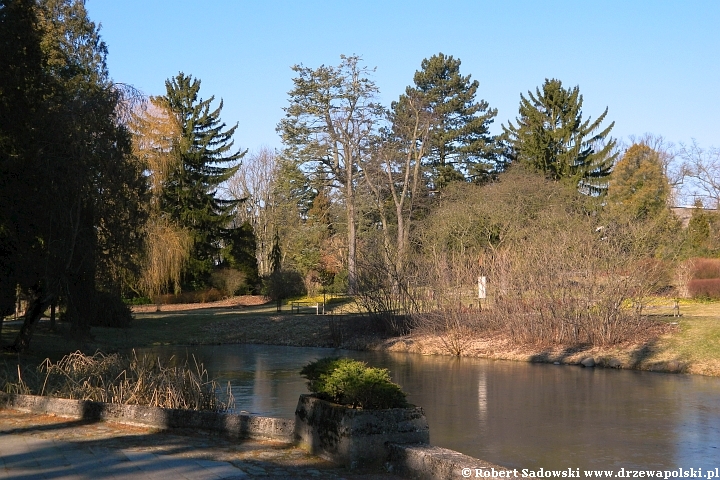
top-left (123, 296), bottom-right (152, 306)
top-left (688, 279), bottom-right (720, 300)
top-left (691, 258), bottom-right (720, 280)
top-left (300, 357), bottom-right (408, 409)
top-left (262, 269), bottom-right (306, 311)
top-left (210, 268), bottom-right (247, 296)
top-left (87, 291), bottom-right (133, 328)
top-left (155, 288), bottom-right (225, 305)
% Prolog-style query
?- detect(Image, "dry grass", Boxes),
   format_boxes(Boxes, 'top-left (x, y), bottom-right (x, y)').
top-left (2, 351), bottom-right (234, 411)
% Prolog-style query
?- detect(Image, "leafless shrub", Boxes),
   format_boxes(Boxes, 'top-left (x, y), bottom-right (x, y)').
top-left (406, 254), bottom-right (488, 355)
top-left (406, 169), bottom-right (668, 348)
top-left (414, 308), bottom-right (483, 355)
top-left (688, 279), bottom-right (720, 300)
top-left (486, 216), bottom-right (663, 346)
top-left (689, 257), bottom-right (720, 279)
top-left (354, 253), bottom-right (419, 336)
top-left (210, 268), bottom-right (247, 296)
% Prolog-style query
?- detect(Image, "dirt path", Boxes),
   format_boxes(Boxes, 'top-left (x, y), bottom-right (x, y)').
top-left (130, 295), bottom-right (269, 313)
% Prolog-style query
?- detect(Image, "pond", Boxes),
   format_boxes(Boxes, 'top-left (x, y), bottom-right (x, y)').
top-left (139, 344), bottom-right (720, 470)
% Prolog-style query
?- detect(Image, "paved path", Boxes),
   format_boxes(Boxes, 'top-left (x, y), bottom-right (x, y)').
top-left (0, 409), bottom-right (401, 479)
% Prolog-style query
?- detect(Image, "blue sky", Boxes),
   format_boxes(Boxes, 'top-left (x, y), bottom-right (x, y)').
top-left (87, 0), bottom-right (720, 153)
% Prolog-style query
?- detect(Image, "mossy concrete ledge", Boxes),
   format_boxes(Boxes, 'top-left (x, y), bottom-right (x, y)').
top-left (0, 393), bottom-right (294, 442)
top-left (294, 394), bottom-right (430, 469)
top-left (387, 443), bottom-right (513, 480)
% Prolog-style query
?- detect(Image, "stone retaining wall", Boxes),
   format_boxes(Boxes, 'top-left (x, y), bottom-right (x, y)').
top-left (388, 443), bottom-right (512, 480)
top-left (294, 394), bottom-right (429, 469)
top-left (0, 392), bottom-right (511, 479)
top-left (0, 393), bottom-right (294, 442)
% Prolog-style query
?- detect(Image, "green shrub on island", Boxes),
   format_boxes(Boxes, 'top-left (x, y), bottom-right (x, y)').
top-left (300, 357), bottom-right (408, 409)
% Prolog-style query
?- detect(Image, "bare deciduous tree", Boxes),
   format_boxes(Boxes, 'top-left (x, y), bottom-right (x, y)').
top-left (228, 147), bottom-right (278, 275)
top-left (678, 140), bottom-right (720, 208)
top-left (278, 55), bottom-right (383, 294)
top-left (362, 91), bottom-right (433, 280)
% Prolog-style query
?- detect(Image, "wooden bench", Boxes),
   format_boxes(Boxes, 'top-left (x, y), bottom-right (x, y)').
top-left (290, 301), bottom-right (325, 315)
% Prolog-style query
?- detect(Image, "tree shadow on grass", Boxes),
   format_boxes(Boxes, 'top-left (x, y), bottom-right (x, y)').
top-left (528, 344), bottom-right (593, 364)
top-left (626, 339), bottom-right (685, 373)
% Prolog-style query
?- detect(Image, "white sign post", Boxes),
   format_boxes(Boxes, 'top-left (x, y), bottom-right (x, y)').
top-left (478, 276), bottom-right (487, 310)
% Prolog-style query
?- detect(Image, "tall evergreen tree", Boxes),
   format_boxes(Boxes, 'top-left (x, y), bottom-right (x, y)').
top-left (221, 220), bottom-right (260, 292)
top-left (160, 73), bottom-right (245, 287)
top-left (502, 78), bottom-right (617, 194)
top-left (399, 53), bottom-right (500, 187)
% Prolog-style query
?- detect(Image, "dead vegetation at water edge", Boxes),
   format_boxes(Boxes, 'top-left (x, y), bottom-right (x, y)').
top-left (1, 351), bottom-right (234, 412)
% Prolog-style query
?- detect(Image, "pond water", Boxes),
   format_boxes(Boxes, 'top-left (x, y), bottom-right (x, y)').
top-left (138, 344), bottom-right (720, 470)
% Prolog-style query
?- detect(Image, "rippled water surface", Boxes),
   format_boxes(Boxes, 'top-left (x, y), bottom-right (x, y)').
top-left (139, 344), bottom-right (720, 470)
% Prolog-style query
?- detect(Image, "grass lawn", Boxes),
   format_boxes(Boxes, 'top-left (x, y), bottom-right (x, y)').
top-left (654, 301), bottom-right (720, 375)
top-left (1, 296), bottom-right (357, 364)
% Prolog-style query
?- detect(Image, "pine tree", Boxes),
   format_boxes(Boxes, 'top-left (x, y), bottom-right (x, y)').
top-left (270, 230), bottom-right (282, 274)
top-left (685, 200), bottom-right (717, 257)
top-left (399, 53), bottom-right (500, 187)
top-left (160, 72), bottom-right (245, 287)
top-left (502, 78), bottom-right (616, 194)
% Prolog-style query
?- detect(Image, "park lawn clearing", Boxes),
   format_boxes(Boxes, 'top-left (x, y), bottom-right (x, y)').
top-left (654, 300), bottom-right (720, 375)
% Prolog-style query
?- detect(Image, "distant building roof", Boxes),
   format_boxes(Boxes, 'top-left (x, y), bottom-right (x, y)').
top-left (671, 206), bottom-right (717, 228)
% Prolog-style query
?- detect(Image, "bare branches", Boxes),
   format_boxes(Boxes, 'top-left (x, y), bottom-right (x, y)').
top-left (128, 98), bottom-right (190, 298)
top-left (278, 55), bottom-right (383, 293)
top-left (678, 140), bottom-right (720, 208)
top-left (227, 147), bottom-right (279, 275)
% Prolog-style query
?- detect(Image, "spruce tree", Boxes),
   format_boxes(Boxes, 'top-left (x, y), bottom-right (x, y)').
top-left (502, 78), bottom-right (616, 194)
top-left (398, 53), bottom-right (500, 187)
top-left (160, 73), bottom-right (244, 287)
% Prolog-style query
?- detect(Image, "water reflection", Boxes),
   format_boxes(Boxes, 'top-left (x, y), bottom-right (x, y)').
top-left (138, 345), bottom-right (720, 470)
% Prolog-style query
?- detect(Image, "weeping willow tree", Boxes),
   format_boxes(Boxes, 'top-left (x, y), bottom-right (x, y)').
top-left (130, 97), bottom-right (192, 299)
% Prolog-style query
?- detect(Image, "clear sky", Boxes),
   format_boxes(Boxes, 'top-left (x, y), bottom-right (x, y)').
top-left (86, 0), bottom-right (720, 154)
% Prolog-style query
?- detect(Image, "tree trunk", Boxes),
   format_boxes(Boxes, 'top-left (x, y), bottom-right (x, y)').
top-left (346, 173), bottom-right (358, 295)
top-left (11, 287), bottom-right (54, 352)
top-left (49, 300), bottom-right (56, 330)
top-left (347, 200), bottom-right (357, 295)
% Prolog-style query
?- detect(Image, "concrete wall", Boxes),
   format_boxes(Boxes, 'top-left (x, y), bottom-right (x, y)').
top-left (0, 392), bottom-right (294, 442)
top-left (1, 392), bottom-right (511, 479)
top-left (388, 443), bottom-right (513, 480)
top-left (294, 394), bottom-right (430, 469)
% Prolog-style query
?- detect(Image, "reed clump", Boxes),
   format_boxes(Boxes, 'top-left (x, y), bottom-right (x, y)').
top-left (2, 351), bottom-right (233, 412)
